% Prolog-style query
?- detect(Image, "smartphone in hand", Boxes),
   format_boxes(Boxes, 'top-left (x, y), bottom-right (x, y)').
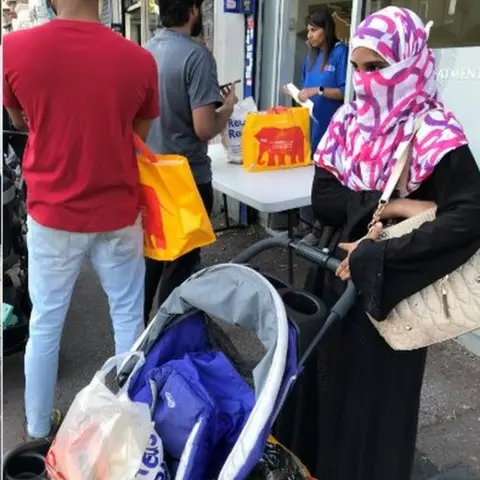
top-left (219, 80), bottom-right (240, 108)
top-left (219, 79), bottom-right (241, 92)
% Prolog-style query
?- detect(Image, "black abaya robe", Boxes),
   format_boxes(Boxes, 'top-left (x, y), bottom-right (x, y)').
top-left (273, 145), bottom-right (480, 480)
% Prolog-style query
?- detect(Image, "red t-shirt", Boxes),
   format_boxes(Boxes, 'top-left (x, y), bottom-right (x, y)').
top-left (3, 20), bottom-right (160, 232)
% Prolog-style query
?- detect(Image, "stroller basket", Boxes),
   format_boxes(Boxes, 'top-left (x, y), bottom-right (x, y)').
top-left (121, 237), bottom-right (357, 480)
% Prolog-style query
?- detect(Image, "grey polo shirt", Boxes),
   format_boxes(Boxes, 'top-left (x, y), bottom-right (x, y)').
top-left (145, 29), bottom-right (223, 185)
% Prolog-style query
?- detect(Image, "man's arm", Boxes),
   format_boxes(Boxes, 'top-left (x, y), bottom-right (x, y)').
top-left (192, 94), bottom-right (236, 142)
top-left (134, 55), bottom-right (160, 142)
top-left (3, 78), bottom-right (28, 131)
top-left (187, 49), bottom-right (235, 142)
top-left (3, 36), bottom-right (29, 131)
top-left (5, 107), bottom-right (28, 131)
top-left (133, 118), bottom-right (153, 143)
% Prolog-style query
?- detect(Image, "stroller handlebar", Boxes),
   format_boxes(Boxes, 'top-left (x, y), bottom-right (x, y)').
top-left (292, 240), bottom-right (342, 271)
top-left (230, 236), bottom-right (341, 273)
top-left (231, 236), bottom-right (358, 368)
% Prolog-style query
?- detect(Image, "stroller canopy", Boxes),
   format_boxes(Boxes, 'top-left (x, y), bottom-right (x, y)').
top-left (128, 264), bottom-right (299, 480)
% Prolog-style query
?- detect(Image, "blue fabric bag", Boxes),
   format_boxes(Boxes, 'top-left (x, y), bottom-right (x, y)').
top-left (131, 350), bottom-right (255, 479)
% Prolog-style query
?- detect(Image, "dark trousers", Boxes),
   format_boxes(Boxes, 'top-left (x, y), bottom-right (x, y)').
top-left (144, 182), bottom-right (214, 326)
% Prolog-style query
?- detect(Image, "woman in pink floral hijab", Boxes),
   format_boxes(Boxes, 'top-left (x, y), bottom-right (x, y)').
top-left (274, 7), bottom-right (480, 480)
top-left (315, 6), bottom-right (467, 194)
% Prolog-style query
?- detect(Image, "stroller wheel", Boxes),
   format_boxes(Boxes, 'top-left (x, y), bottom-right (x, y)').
top-left (3, 438), bottom-right (50, 480)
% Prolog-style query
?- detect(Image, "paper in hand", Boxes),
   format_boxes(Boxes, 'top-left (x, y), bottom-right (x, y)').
top-left (284, 83), bottom-right (319, 124)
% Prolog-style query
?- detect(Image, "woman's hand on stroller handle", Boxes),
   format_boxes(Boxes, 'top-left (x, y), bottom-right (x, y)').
top-left (336, 222), bottom-right (384, 281)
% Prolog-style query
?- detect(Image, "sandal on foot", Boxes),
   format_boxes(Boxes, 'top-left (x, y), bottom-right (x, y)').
top-left (24, 408), bottom-right (63, 443)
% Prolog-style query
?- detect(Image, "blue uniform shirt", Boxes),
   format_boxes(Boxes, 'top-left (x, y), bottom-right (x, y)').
top-left (302, 42), bottom-right (348, 154)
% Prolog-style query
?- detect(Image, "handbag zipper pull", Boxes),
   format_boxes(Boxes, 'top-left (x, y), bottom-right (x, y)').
top-left (441, 275), bottom-right (450, 318)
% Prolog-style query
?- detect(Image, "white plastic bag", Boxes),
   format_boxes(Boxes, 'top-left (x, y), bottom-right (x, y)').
top-left (134, 430), bottom-right (170, 480)
top-left (46, 352), bottom-right (154, 480)
top-left (222, 96), bottom-right (258, 163)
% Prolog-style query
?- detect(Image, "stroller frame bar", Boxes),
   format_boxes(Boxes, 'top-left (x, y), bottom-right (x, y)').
top-left (3, 130), bottom-right (28, 137)
top-left (231, 236), bottom-right (341, 272)
top-left (231, 236), bottom-right (358, 368)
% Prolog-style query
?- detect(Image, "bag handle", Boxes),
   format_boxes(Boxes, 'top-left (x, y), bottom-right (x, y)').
top-left (134, 133), bottom-right (158, 164)
top-left (368, 113), bottom-right (428, 230)
top-left (133, 133), bottom-right (174, 217)
top-left (380, 113), bottom-right (427, 202)
top-left (95, 351), bottom-right (145, 396)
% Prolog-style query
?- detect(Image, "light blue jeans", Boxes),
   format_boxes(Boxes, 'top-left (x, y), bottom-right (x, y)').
top-left (25, 216), bottom-right (145, 437)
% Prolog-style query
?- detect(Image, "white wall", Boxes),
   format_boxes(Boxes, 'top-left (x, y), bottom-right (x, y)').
top-left (435, 46), bottom-right (480, 355)
top-left (434, 47), bottom-right (480, 165)
top-left (213, 2), bottom-right (246, 98)
top-left (211, 2), bottom-right (246, 221)
top-left (258, 0), bottom-right (292, 109)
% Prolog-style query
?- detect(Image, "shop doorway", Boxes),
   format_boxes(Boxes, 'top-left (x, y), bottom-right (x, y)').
top-left (257, 0), bottom-right (360, 109)
top-left (291, 1), bottom-right (353, 88)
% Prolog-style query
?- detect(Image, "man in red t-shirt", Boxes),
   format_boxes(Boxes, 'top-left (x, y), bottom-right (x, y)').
top-left (3, 0), bottom-right (159, 440)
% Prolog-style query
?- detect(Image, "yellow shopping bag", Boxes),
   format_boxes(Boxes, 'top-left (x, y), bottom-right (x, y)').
top-left (135, 135), bottom-right (216, 261)
top-left (242, 107), bottom-right (311, 172)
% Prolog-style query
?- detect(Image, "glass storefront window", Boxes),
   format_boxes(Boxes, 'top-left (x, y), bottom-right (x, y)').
top-left (368, 0), bottom-right (480, 48)
top-left (149, 0), bottom-right (214, 50)
top-left (124, 0), bottom-right (158, 44)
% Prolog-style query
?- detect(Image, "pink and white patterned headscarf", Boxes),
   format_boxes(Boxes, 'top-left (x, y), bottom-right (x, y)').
top-left (314, 6), bottom-right (468, 193)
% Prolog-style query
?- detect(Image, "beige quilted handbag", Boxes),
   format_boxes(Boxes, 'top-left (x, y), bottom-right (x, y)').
top-left (365, 116), bottom-right (480, 351)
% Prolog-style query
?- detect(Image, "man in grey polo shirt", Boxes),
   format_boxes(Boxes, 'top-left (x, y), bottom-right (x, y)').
top-left (144, 0), bottom-right (237, 324)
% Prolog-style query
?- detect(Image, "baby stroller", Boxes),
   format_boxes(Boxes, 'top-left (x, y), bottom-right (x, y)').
top-left (122, 236), bottom-right (357, 479)
top-left (18, 237), bottom-right (355, 480)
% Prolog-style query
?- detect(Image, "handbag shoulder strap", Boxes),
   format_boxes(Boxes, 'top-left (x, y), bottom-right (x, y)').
top-left (380, 113), bottom-right (428, 203)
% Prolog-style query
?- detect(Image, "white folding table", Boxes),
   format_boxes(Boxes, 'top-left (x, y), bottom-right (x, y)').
top-left (209, 143), bottom-right (314, 283)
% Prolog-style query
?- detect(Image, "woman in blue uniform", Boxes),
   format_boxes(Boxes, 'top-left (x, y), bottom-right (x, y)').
top-left (291, 8), bottom-right (348, 233)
